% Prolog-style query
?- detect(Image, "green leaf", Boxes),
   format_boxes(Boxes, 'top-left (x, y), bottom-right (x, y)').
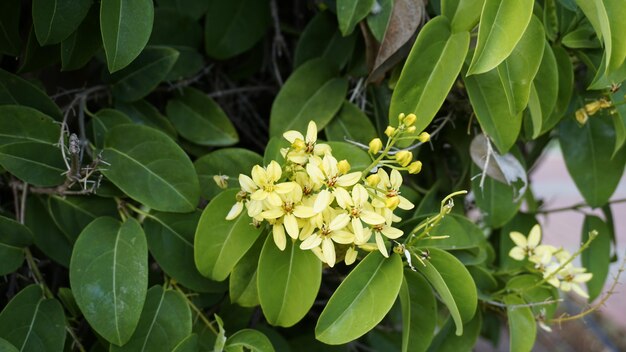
top-left (442, 0), bottom-right (485, 32)
top-left (504, 294), bottom-right (536, 352)
top-left (25, 196), bottom-right (72, 267)
top-left (263, 137), bottom-right (289, 166)
top-left (464, 67), bottom-right (522, 153)
top-left (172, 334), bottom-right (199, 352)
top-left (144, 210), bottom-right (227, 292)
top-left (542, 45), bottom-right (573, 134)
top-left (324, 101), bottom-right (377, 144)
top-left (164, 46), bottom-right (204, 81)
top-left (258, 235), bottom-right (321, 328)
top-left (526, 43), bottom-right (559, 138)
top-left (415, 248), bottom-right (477, 335)
top-left (224, 329), bottom-right (275, 352)
top-left (149, 9), bottom-right (202, 48)
top-left (610, 84), bottom-right (626, 155)
top-left (115, 100), bottom-right (178, 139)
top-left (70, 217), bottom-right (148, 346)
top-left (399, 270), bottom-right (436, 352)
top-left (32, 0), bottom-right (92, 45)
top-left (0, 215), bottom-right (32, 275)
top-left (0, 285), bottom-right (66, 352)
top-left (497, 16), bottom-right (545, 115)
top-left (506, 275), bottom-right (558, 319)
top-left (101, 0), bottom-right (154, 72)
top-left (48, 195), bottom-right (119, 243)
top-left (61, 6), bottom-right (103, 71)
top-left (194, 148), bottom-right (262, 200)
top-left (102, 124), bottom-right (200, 212)
top-left (294, 11), bottom-right (357, 70)
top-left (269, 58), bottom-right (347, 137)
top-left (109, 46), bottom-right (179, 102)
top-left (194, 189), bottom-right (264, 281)
top-left (427, 312), bottom-right (482, 352)
top-left (324, 141), bottom-right (371, 171)
top-left (166, 87), bottom-right (238, 146)
top-left (543, 0), bottom-right (558, 41)
top-left (204, 0), bottom-right (270, 60)
top-left (158, 0), bottom-right (209, 20)
top-left (390, 16), bottom-right (469, 143)
top-left (467, 0), bottom-right (534, 75)
top-left (500, 213), bottom-right (537, 271)
top-left (316, 252), bottom-right (403, 344)
top-left (0, 0), bottom-right (22, 56)
top-left (0, 338), bottom-right (18, 352)
top-left (366, 0), bottom-right (392, 41)
top-left (581, 216), bottom-right (611, 301)
top-left (0, 69), bottom-right (62, 119)
top-left (413, 213), bottom-right (485, 250)
top-left (336, 0), bottom-right (375, 36)
top-left (0, 142), bottom-right (65, 187)
top-left (559, 117), bottom-right (626, 208)
top-left (471, 162), bottom-right (523, 228)
top-left (18, 26), bottom-right (61, 73)
top-left (110, 286), bottom-right (192, 352)
top-left (229, 236), bottom-right (264, 307)
top-left (0, 105), bottom-right (60, 145)
top-left (91, 108), bottom-right (133, 148)
top-left (562, 22), bottom-right (601, 49)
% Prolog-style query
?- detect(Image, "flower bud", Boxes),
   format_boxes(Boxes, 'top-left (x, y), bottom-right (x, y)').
top-left (395, 150), bottom-right (413, 167)
top-left (385, 196), bottom-right (400, 210)
top-left (575, 108), bottom-right (589, 124)
top-left (345, 247), bottom-right (358, 265)
top-left (404, 113), bottom-right (416, 126)
top-left (213, 175), bottom-right (229, 189)
top-left (406, 126), bottom-right (416, 133)
top-left (397, 113), bottom-right (406, 123)
top-left (366, 174), bottom-right (380, 187)
top-left (384, 126), bottom-right (396, 137)
top-left (407, 161), bottom-right (422, 174)
top-left (368, 138), bottom-right (383, 154)
top-left (337, 159), bottom-right (351, 174)
top-left (418, 132), bottom-right (430, 143)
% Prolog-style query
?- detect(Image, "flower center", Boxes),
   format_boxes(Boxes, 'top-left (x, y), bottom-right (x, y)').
top-left (282, 202), bottom-right (294, 214)
top-left (326, 175), bottom-right (338, 188)
top-left (350, 206), bottom-right (361, 218)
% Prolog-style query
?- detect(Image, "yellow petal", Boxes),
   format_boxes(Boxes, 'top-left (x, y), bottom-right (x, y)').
top-left (351, 218), bottom-right (364, 242)
top-left (351, 184), bottom-right (368, 205)
top-left (381, 225), bottom-right (403, 239)
top-left (331, 230), bottom-right (354, 244)
top-left (323, 154), bottom-right (339, 176)
top-left (239, 174), bottom-right (257, 193)
top-left (509, 231), bottom-right (527, 247)
top-left (225, 201), bottom-right (244, 220)
top-left (250, 190), bottom-right (267, 201)
top-left (246, 200), bottom-right (263, 217)
top-left (293, 205), bottom-right (315, 218)
top-left (300, 234), bottom-right (322, 250)
top-left (273, 224), bottom-right (286, 251)
top-left (313, 189), bottom-right (332, 213)
top-left (375, 232), bottom-right (389, 257)
top-left (360, 210), bottom-right (385, 225)
top-left (261, 208), bottom-right (283, 219)
top-left (527, 224), bottom-right (542, 247)
top-left (329, 213), bottom-right (350, 231)
top-left (571, 283), bottom-right (589, 299)
top-left (322, 238), bottom-right (336, 267)
top-left (275, 182), bottom-right (296, 194)
top-left (306, 120), bottom-right (318, 143)
top-left (345, 247), bottom-right (358, 265)
top-left (573, 272), bottom-right (593, 283)
top-left (313, 143), bottom-right (332, 156)
top-left (390, 169), bottom-right (403, 188)
top-left (398, 196), bottom-right (414, 210)
top-left (283, 130), bottom-right (304, 143)
top-left (306, 163), bottom-right (325, 184)
top-left (284, 214), bottom-right (299, 239)
top-left (334, 187), bottom-right (352, 209)
top-left (267, 192), bottom-right (283, 207)
top-left (267, 161), bottom-right (282, 181)
top-left (337, 172), bottom-right (361, 187)
top-left (508, 247), bottom-right (526, 261)
top-left (251, 165), bottom-right (267, 185)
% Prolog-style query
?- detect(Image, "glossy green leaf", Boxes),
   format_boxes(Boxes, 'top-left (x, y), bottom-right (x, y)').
top-left (269, 58), bottom-right (346, 137)
top-left (111, 286), bottom-right (191, 352)
top-left (366, 0), bottom-right (392, 41)
top-left (416, 248), bottom-right (477, 335)
top-left (0, 215), bottom-right (32, 275)
top-left (442, 0), bottom-right (485, 32)
top-left (149, 9), bottom-right (202, 48)
top-left (413, 213), bottom-right (484, 250)
top-left (32, 0), bottom-right (91, 45)
top-left (497, 16), bottom-right (544, 115)
top-left (324, 101), bottom-right (377, 144)
top-left (263, 137), bottom-right (289, 166)
top-left (467, 0), bottom-right (534, 75)
top-left (0, 105), bottom-right (59, 145)
top-left (562, 23), bottom-right (601, 49)
top-left (164, 46), bottom-right (204, 81)
top-left (101, 0), bottom-right (154, 72)
top-left (144, 210), bottom-right (226, 292)
top-left (559, 117), bottom-right (626, 208)
top-left (542, 45), bottom-right (573, 134)
top-left (316, 252), bottom-right (403, 344)
top-left (18, 26), bottom-right (61, 73)
top-left (324, 141), bottom-right (371, 171)
top-left (526, 43), bottom-right (559, 138)
top-left (25, 196), bottom-right (72, 267)
top-left (172, 334), bottom-right (199, 352)
top-left (0, 0), bottom-right (21, 56)
top-left (102, 124), bottom-right (200, 212)
top-left (581, 216), bottom-right (611, 301)
top-left (204, 0), bottom-right (270, 60)
top-left (158, 0), bottom-right (209, 20)
top-left (61, 6), bottom-right (103, 71)
top-left (115, 100), bottom-right (178, 138)
top-left (91, 108), bottom-right (133, 148)
top-left (610, 84), bottom-right (626, 155)
top-left (427, 312), bottom-right (482, 352)
top-left (48, 195), bottom-right (119, 243)
top-left (229, 236), bottom-right (264, 307)
top-left (0, 285), bottom-right (66, 352)
top-left (390, 16), bottom-right (469, 143)
top-left (224, 329), bottom-right (275, 352)
top-left (0, 69), bottom-right (62, 119)
top-left (0, 338), bottom-right (18, 352)
top-left (543, 0), bottom-right (558, 41)
top-left (295, 11), bottom-right (357, 70)
top-left (399, 270), bottom-right (436, 352)
top-left (109, 46), bottom-right (179, 102)
top-left (0, 142), bottom-right (65, 187)
top-left (504, 294), bottom-right (536, 352)
top-left (506, 275), bottom-right (558, 319)
top-left (70, 217), bottom-right (148, 346)
top-left (471, 162), bottom-right (523, 228)
top-left (464, 68), bottom-right (522, 153)
top-left (258, 235), bottom-right (321, 328)
top-left (336, 0), bottom-right (374, 36)
top-left (194, 148), bottom-right (262, 200)
top-left (195, 189), bottom-right (264, 281)
top-left (166, 87), bottom-right (238, 146)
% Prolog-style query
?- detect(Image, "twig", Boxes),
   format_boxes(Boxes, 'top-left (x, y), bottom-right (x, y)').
top-left (484, 298), bottom-right (563, 309)
top-left (270, 0), bottom-right (288, 86)
top-left (534, 198), bottom-right (626, 214)
top-left (165, 65), bottom-right (213, 92)
top-left (207, 86), bottom-right (274, 98)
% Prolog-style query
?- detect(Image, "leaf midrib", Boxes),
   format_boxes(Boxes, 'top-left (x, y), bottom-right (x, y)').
top-left (283, 78), bottom-right (341, 133)
top-left (19, 297), bottom-right (43, 351)
top-left (139, 289), bottom-right (166, 352)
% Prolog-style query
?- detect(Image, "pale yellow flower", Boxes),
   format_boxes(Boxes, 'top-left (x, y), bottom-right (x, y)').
top-left (371, 169), bottom-right (414, 210)
top-left (300, 208), bottom-right (354, 267)
top-left (558, 265), bottom-right (593, 298)
top-left (508, 224), bottom-right (542, 261)
top-left (337, 184), bottom-right (385, 243)
top-left (248, 161), bottom-right (295, 206)
top-left (260, 183), bottom-right (315, 244)
top-left (282, 121), bottom-right (331, 164)
top-left (306, 154), bottom-right (361, 213)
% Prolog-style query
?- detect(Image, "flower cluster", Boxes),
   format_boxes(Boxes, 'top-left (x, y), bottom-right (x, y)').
top-left (509, 225), bottom-right (593, 298)
top-left (226, 118), bottom-right (424, 267)
top-left (575, 98), bottom-right (612, 124)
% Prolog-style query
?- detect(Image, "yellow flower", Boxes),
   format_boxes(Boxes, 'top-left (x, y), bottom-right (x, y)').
top-left (403, 113), bottom-right (416, 126)
top-left (407, 161), bottom-right (422, 174)
top-left (282, 121), bottom-right (331, 164)
top-left (260, 183), bottom-right (315, 246)
top-left (372, 169), bottom-right (414, 210)
top-left (508, 225), bottom-right (542, 261)
top-left (384, 126), bottom-right (396, 137)
top-left (248, 161), bottom-right (295, 206)
top-left (575, 108), bottom-right (589, 124)
top-left (368, 208), bottom-right (403, 257)
top-left (305, 154), bottom-right (361, 213)
top-left (300, 208), bottom-right (354, 267)
top-left (368, 138), bottom-right (382, 154)
top-left (557, 265), bottom-right (593, 298)
top-left (337, 184), bottom-right (385, 243)
top-left (345, 246), bottom-right (358, 265)
top-left (395, 150), bottom-right (413, 167)
top-left (417, 132), bottom-right (430, 143)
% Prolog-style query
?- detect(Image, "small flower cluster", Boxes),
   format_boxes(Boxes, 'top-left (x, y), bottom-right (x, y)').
top-left (509, 225), bottom-right (593, 298)
top-left (575, 98), bottom-right (612, 124)
top-left (226, 117), bottom-right (424, 267)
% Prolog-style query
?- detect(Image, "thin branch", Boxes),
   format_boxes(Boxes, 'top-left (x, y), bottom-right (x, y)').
top-left (207, 86), bottom-right (274, 98)
top-left (535, 198), bottom-right (626, 214)
top-left (483, 298), bottom-right (563, 309)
